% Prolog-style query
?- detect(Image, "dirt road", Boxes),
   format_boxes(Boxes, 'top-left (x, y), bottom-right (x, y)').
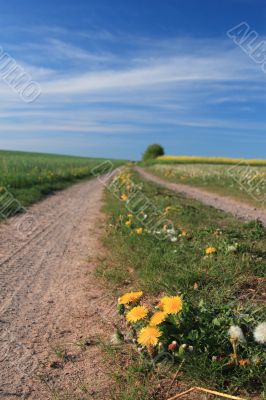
top-left (0, 178), bottom-right (113, 399)
top-left (135, 167), bottom-right (266, 227)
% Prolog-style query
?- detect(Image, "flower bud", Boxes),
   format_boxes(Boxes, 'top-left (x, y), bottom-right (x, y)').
top-left (168, 341), bottom-right (177, 351)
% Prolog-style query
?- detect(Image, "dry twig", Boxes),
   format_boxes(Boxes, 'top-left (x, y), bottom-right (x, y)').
top-left (167, 386), bottom-right (248, 400)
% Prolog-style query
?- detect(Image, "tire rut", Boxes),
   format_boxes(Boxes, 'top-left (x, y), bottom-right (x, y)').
top-left (0, 178), bottom-right (114, 399)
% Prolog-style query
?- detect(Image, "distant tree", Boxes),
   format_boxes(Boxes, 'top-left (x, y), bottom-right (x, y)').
top-left (142, 144), bottom-right (165, 161)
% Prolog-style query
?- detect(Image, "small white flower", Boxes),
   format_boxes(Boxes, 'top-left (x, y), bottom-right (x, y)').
top-left (188, 345), bottom-right (193, 352)
top-left (253, 322), bottom-right (266, 345)
top-left (167, 228), bottom-right (176, 235)
top-left (228, 325), bottom-right (245, 343)
top-left (170, 237), bottom-right (178, 242)
top-left (227, 244), bottom-right (238, 253)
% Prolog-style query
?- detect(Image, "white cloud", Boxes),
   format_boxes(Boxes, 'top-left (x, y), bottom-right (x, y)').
top-left (40, 52), bottom-right (260, 95)
top-left (0, 30), bottom-right (266, 156)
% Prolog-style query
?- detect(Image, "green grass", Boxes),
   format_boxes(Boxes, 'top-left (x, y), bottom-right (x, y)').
top-left (0, 149), bottom-right (125, 213)
top-left (100, 342), bottom-right (160, 400)
top-left (98, 169), bottom-right (266, 399)
top-left (101, 171), bottom-right (265, 302)
top-left (145, 163), bottom-right (266, 207)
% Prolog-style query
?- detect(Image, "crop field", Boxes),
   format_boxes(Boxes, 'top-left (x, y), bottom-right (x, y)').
top-left (0, 150), bottom-right (124, 211)
top-left (99, 168), bottom-right (266, 400)
top-left (146, 162), bottom-right (266, 207)
top-left (155, 155), bottom-right (266, 166)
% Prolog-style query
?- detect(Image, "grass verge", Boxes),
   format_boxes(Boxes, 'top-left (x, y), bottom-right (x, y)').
top-left (97, 168), bottom-right (266, 399)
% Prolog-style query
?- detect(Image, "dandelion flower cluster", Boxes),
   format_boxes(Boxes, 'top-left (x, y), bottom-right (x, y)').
top-left (118, 291), bottom-right (143, 305)
top-left (253, 322), bottom-right (266, 345)
top-left (137, 326), bottom-right (162, 347)
top-left (126, 306), bottom-right (148, 323)
top-left (135, 227), bottom-right (143, 235)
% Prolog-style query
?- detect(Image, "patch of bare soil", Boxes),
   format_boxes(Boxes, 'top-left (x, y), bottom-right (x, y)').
top-left (135, 167), bottom-right (266, 227)
top-left (235, 277), bottom-right (266, 304)
top-left (0, 178), bottom-right (115, 399)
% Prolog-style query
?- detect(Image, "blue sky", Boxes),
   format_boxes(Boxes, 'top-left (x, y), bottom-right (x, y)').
top-left (0, 0), bottom-right (265, 160)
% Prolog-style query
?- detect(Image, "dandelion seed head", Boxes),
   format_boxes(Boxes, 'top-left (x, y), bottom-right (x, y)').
top-left (254, 322), bottom-right (266, 345)
top-left (228, 325), bottom-right (245, 343)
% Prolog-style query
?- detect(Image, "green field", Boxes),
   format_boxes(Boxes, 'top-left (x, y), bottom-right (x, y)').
top-left (0, 149), bottom-right (124, 213)
top-left (146, 163), bottom-right (266, 207)
top-left (98, 168), bottom-right (266, 400)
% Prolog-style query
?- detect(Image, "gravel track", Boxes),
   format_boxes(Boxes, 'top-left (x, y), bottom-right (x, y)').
top-left (135, 167), bottom-right (266, 227)
top-left (0, 178), bottom-right (113, 399)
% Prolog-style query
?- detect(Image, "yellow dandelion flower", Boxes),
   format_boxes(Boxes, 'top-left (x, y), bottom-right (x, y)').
top-left (125, 220), bottom-right (132, 226)
top-left (150, 311), bottom-right (167, 326)
top-left (181, 230), bottom-right (187, 236)
top-left (205, 246), bottom-right (217, 255)
top-left (159, 296), bottom-right (169, 310)
top-left (127, 213), bottom-right (133, 218)
top-left (162, 296), bottom-right (183, 315)
top-left (120, 194), bottom-right (128, 201)
top-left (135, 227), bottom-right (143, 235)
top-left (126, 306), bottom-right (148, 323)
top-left (138, 326), bottom-right (162, 347)
top-left (118, 291), bottom-right (143, 305)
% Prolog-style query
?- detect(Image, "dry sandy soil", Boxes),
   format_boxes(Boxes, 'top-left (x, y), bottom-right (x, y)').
top-left (0, 178), bottom-right (115, 400)
top-left (135, 167), bottom-right (266, 227)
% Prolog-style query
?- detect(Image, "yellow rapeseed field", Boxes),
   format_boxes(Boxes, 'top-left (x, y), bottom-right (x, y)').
top-left (157, 155), bottom-right (266, 166)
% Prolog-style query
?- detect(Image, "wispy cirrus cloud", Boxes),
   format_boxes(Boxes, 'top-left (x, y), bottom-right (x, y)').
top-left (0, 28), bottom-right (266, 158)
